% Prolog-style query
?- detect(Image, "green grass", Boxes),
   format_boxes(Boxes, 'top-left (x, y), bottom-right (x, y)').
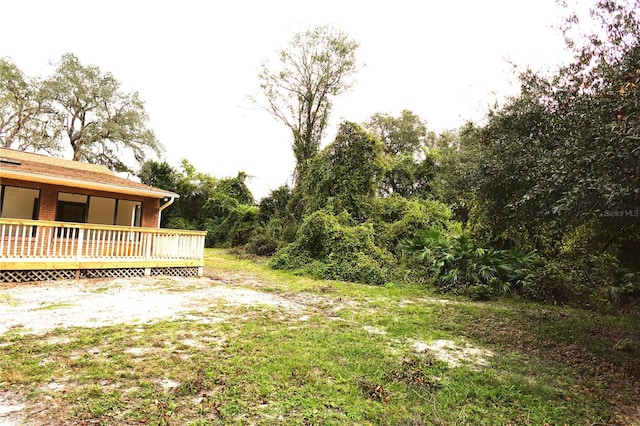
top-left (34, 302), bottom-right (78, 310)
top-left (0, 293), bottom-right (20, 306)
top-left (1, 248), bottom-right (639, 425)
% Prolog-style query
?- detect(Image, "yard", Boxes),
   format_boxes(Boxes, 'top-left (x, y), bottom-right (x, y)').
top-left (1, 249), bottom-right (639, 425)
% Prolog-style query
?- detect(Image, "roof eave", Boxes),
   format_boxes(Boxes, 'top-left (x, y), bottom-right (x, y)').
top-left (0, 170), bottom-right (179, 199)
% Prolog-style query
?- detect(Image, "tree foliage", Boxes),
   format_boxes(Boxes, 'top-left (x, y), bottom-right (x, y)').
top-left (201, 172), bottom-right (257, 247)
top-left (250, 2), bottom-right (640, 310)
top-left (44, 53), bottom-right (161, 171)
top-left (1, 54), bottom-right (161, 172)
top-left (365, 110), bottom-right (429, 156)
top-left (139, 160), bottom-right (258, 247)
top-left (270, 210), bottom-right (394, 285)
top-left (203, 192), bottom-right (258, 247)
top-left (364, 110), bottom-right (437, 198)
top-left (257, 25), bottom-right (359, 180)
top-left (0, 57), bottom-right (60, 152)
top-left (370, 195), bottom-right (458, 255)
top-left (430, 124), bottom-right (481, 223)
top-left (471, 0), bottom-right (640, 254)
top-left (300, 121), bottom-right (383, 220)
top-left (258, 185), bottom-right (292, 224)
top-left (415, 0), bottom-right (640, 309)
top-left (264, 117), bottom-right (461, 285)
top-left (138, 159), bottom-right (178, 193)
top-left (140, 159), bottom-right (217, 229)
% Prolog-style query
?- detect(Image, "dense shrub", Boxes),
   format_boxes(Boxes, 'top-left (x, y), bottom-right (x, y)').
top-left (402, 229), bottom-right (640, 310)
top-left (246, 186), bottom-right (299, 254)
top-left (245, 220), bottom-right (281, 256)
top-left (203, 194), bottom-right (259, 247)
top-left (245, 233), bottom-right (279, 256)
top-left (370, 195), bottom-right (460, 255)
top-left (269, 210), bottom-right (394, 285)
top-left (524, 253), bottom-right (640, 313)
top-left (300, 122), bottom-right (384, 221)
top-left (401, 230), bottom-right (537, 299)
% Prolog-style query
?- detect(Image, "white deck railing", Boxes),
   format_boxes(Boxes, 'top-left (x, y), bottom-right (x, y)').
top-left (0, 218), bottom-right (206, 266)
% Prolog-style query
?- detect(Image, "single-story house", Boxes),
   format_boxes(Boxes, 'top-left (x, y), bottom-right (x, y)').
top-left (0, 148), bottom-right (206, 282)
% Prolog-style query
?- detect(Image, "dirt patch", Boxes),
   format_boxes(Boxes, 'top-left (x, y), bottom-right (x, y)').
top-left (411, 338), bottom-right (494, 369)
top-left (0, 276), bottom-right (305, 336)
top-left (0, 391), bottom-right (25, 426)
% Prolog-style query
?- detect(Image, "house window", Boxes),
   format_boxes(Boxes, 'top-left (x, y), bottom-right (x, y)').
top-left (88, 196), bottom-right (116, 225)
top-left (56, 192), bottom-right (142, 227)
top-left (0, 186), bottom-right (40, 220)
top-left (56, 193), bottom-right (88, 223)
top-left (116, 199), bottom-right (142, 227)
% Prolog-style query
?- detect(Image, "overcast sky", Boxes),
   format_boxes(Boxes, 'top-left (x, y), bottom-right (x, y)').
top-left (2, 0), bottom-right (578, 199)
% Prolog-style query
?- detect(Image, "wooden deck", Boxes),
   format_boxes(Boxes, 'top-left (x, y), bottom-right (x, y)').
top-left (0, 218), bottom-right (206, 282)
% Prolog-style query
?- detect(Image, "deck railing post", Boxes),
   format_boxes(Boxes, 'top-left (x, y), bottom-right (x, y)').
top-left (144, 232), bottom-right (152, 261)
top-left (76, 228), bottom-right (85, 262)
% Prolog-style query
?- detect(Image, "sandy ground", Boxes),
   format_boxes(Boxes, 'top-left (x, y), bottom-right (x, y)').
top-left (0, 276), bottom-right (304, 336)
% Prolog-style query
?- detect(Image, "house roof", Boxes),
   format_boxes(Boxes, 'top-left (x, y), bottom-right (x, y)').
top-left (0, 148), bottom-right (179, 199)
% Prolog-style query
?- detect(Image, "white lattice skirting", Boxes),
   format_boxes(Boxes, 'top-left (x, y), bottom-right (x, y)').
top-left (1, 267), bottom-right (200, 283)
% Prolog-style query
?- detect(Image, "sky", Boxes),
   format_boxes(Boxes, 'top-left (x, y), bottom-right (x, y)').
top-left (2, 0), bottom-right (578, 199)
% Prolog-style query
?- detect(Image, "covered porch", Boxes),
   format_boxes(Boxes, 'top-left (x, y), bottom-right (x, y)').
top-left (0, 218), bottom-right (206, 282)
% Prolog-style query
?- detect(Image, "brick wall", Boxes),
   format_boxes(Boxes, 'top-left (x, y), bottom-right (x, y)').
top-left (1, 178), bottom-right (164, 228)
top-left (142, 198), bottom-right (160, 228)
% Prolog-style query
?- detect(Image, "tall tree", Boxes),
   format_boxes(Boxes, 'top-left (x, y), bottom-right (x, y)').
top-left (138, 159), bottom-right (179, 192)
top-left (43, 53), bottom-right (161, 172)
top-left (364, 110), bottom-right (436, 198)
top-left (365, 110), bottom-right (429, 156)
top-left (431, 124), bottom-right (481, 223)
top-left (472, 0), bottom-right (640, 252)
top-left (301, 121), bottom-right (383, 220)
top-left (257, 26), bottom-right (360, 180)
top-left (0, 57), bottom-right (60, 152)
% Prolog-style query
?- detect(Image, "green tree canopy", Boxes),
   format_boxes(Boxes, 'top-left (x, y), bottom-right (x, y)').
top-left (258, 185), bottom-right (292, 224)
top-left (139, 159), bottom-right (218, 229)
top-left (139, 159), bottom-right (258, 247)
top-left (300, 121), bottom-right (383, 220)
top-left (138, 159), bottom-right (178, 193)
top-left (365, 110), bottom-right (429, 156)
top-left (44, 53), bottom-right (162, 172)
top-left (0, 57), bottom-right (60, 153)
top-left (472, 0), bottom-right (640, 252)
top-left (364, 110), bottom-right (437, 199)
